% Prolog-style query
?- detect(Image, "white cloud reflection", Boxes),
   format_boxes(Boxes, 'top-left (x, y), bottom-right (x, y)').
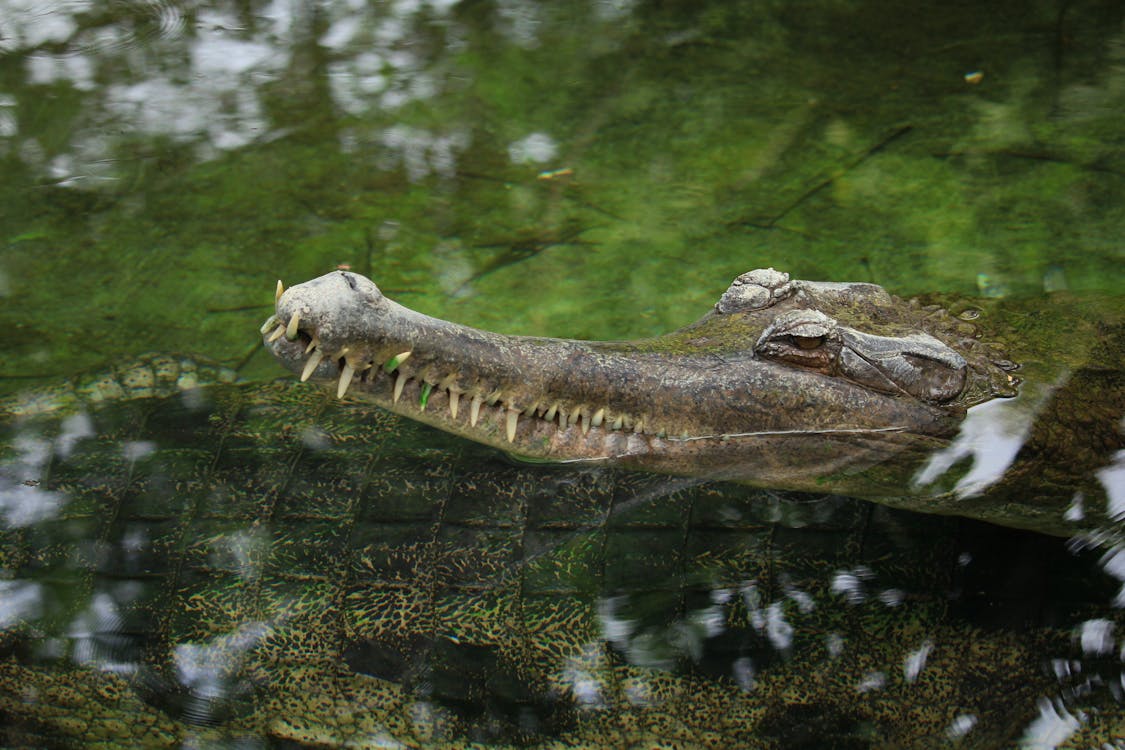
top-left (1076, 618), bottom-right (1115, 656)
top-left (508, 132), bottom-right (559, 164)
top-left (0, 579), bottom-right (43, 629)
top-left (0, 0), bottom-right (474, 185)
top-left (903, 639), bottom-right (933, 683)
top-left (1096, 450), bottom-right (1125, 522)
top-left (0, 434), bottom-right (68, 527)
top-left (0, 0), bottom-right (86, 50)
top-left (1019, 698), bottom-right (1082, 749)
top-left (913, 397), bottom-right (1032, 497)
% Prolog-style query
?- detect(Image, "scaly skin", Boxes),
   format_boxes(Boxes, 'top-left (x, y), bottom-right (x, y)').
top-left (264, 268), bottom-right (1018, 496)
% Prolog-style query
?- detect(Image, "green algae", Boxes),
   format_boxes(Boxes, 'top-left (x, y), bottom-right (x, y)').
top-left (0, 1), bottom-right (1119, 397)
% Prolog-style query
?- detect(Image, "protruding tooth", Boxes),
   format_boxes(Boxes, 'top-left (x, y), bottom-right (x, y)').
top-left (259, 315), bottom-right (278, 335)
top-left (544, 402), bottom-right (559, 422)
top-left (569, 408), bottom-right (583, 427)
top-left (579, 412), bottom-right (590, 435)
top-left (383, 351), bottom-right (412, 373)
top-left (470, 395), bottom-right (483, 426)
top-left (394, 372), bottom-right (408, 403)
top-left (591, 408), bottom-right (605, 428)
top-left (285, 310), bottom-right (301, 341)
top-left (305, 335), bottom-right (319, 354)
top-left (300, 349), bottom-right (324, 382)
top-left (610, 415), bottom-right (623, 431)
top-left (449, 389), bottom-right (460, 419)
top-left (337, 363), bottom-right (354, 399)
top-left (267, 324), bottom-right (286, 343)
top-left (506, 408), bottom-right (520, 443)
top-left (275, 280), bottom-right (285, 304)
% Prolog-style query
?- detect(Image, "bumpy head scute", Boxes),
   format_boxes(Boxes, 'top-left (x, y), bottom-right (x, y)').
top-left (716, 268), bottom-right (794, 314)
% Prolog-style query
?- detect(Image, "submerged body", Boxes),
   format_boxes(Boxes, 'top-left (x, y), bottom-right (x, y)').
top-left (265, 268), bottom-right (1020, 499)
top-left (3, 375), bottom-right (1122, 747)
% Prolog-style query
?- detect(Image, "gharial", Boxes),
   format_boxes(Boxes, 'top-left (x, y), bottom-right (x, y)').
top-left (263, 267), bottom-right (1124, 536)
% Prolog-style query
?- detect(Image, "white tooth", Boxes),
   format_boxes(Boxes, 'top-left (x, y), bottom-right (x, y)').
top-left (580, 413), bottom-right (590, 435)
top-left (259, 315), bottom-right (278, 335)
top-left (285, 310), bottom-right (301, 340)
top-left (305, 336), bottom-right (319, 354)
top-left (557, 408), bottom-right (568, 427)
top-left (506, 408), bottom-right (520, 442)
top-left (569, 408), bottom-right (582, 427)
top-left (470, 395), bottom-right (482, 426)
top-left (337, 363), bottom-right (354, 399)
top-left (610, 415), bottom-right (623, 431)
top-left (591, 408), bottom-right (605, 428)
top-left (300, 349), bottom-right (324, 382)
top-left (275, 280), bottom-right (285, 304)
top-left (394, 372), bottom-right (407, 403)
top-left (544, 402), bottom-right (558, 422)
top-left (449, 389), bottom-right (460, 419)
top-left (267, 324), bottom-right (286, 343)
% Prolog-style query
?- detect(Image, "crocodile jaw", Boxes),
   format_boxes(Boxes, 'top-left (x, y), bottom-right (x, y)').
top-left (263, 270), bottom-right (672, 462)
top-left (262, 271), bottom-right (724, 464)
top-left (262, 271), bottom-right (963, 479)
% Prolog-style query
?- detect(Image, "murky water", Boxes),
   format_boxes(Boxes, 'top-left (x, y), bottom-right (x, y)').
top-left (0, 1), bottom-right (1123, 747)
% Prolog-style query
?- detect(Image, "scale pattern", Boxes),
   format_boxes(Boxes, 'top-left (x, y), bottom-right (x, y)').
top-left (1, 377), bottom-right (1122, 747)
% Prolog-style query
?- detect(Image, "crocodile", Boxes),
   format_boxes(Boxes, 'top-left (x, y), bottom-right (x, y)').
top-left (264, 268), bottom-right (1124, 536)
top-left (1, 358), bottom-right (1123, 747)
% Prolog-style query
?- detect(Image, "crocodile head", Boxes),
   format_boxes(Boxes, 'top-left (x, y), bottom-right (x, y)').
top-left (263, 269), bottom-right (1018, 492)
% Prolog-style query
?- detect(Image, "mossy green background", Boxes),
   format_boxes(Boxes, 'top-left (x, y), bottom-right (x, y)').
top-left (0, 0), bottom-right (1121, 394)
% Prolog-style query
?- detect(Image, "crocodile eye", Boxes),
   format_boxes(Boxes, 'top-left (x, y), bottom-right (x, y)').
top-left (754, 309), bottom-right (842, 372)
top-left (792, 335), bottom-right (825, 350)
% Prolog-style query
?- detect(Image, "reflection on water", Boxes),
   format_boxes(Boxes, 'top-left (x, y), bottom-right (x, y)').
top-left (0, 378), bottom-right (1122, 746)
top-left (1099, 451), bottom-right (1125, 522)
top-left (914, 396), bottom-right (1034, 499)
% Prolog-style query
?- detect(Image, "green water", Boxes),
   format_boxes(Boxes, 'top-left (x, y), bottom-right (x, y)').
top-left (0, 0), bottom-right (1121, 388)
top-left (0, 1), bottom-right (1123, 747)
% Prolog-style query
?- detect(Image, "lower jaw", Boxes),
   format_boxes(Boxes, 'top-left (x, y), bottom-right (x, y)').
top-left (310, 370), bottom-right (941, 494)
top-left (341, 372), bottom-right (669, 464)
